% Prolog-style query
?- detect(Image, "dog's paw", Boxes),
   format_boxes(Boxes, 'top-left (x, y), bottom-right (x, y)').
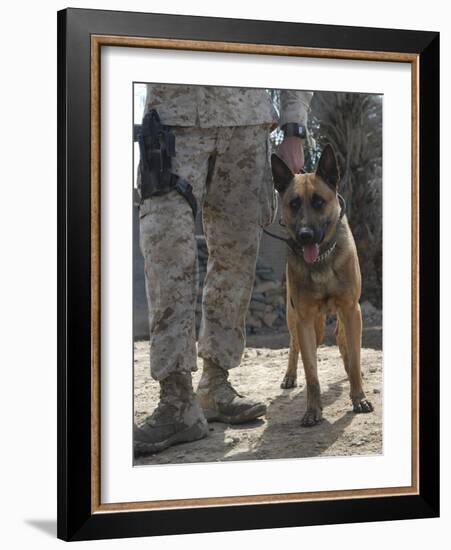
top-left (301, 408), bottom-right (323, 427)
top-left (280, 375), bottom-right (297, 389)
top-left (353, 398), bottom-right (374, 413)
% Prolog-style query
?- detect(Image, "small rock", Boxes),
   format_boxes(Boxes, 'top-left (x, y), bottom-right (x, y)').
top-left (373, 388), bottom-right (381, 394)
top-left (263, 312), bottom-right (278, 327)
top-left (254, 281), bottom-right (278, 294)
top-left (264, 289), bottom-right (282, 299)
top-left (224, 436), bottom-right (240, 445)
top-left (250, 300), bottom-right (266, 312)
top-left (258, 272), bottom-right (278, 282)
top-left (246, 315), bottom-right (262, 329)
top-left (360, 301), bottom-right (378, 317)
top-left (350, 437), bottom-right (369, 447)
top-left (256, 266), bottom-right (272, 274)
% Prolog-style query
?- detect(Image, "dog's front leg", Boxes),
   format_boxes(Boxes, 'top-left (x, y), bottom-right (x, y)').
top-left (340, 303), bottom-right (373, 413)
top-left (297, 320), bottom-right (323, 426)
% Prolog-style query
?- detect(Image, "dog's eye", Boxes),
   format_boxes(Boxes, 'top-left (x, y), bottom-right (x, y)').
top-left (289, 196), bottom-right (302, 210)
top-left (311, 195), bottom-right (325, 210)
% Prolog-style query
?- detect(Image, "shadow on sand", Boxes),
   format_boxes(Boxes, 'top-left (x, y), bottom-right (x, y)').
top-left (223, 376), bottom-right (357, 462)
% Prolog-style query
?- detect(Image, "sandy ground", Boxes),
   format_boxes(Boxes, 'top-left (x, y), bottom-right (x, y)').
top-left (134, 320), bottom-right (382, 466)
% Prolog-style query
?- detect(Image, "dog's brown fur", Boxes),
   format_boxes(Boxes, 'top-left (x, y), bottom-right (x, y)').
top-left (271, 145), bottom-right (373, 426)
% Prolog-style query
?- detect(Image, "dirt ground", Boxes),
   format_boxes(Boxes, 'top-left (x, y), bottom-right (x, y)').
top-left (134, 310), bottom-right (382, 466)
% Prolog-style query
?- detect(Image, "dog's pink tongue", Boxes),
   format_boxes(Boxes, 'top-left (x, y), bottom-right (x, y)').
top-left (303, 244), bottom-right (320, 264)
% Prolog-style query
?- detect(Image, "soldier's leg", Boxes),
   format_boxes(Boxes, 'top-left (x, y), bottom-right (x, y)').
top-left (134, 127), bottom-right (215, 455)
top-left (197, 125), bottom-right (273, 424)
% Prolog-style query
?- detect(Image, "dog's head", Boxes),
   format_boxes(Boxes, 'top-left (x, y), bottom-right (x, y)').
top-left (271, 144), bottom-right (342, 264)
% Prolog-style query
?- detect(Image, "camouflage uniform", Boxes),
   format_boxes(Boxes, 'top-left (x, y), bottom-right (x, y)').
top-left (139, 85), bottom-right (313, 381)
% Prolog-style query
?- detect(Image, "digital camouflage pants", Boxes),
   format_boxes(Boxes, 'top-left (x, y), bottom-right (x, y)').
top-left (139, 125), bottom-right (276, 380)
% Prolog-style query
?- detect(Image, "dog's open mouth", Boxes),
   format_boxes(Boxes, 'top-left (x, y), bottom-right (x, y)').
top-left (302, 243), bottom-right (320, 264)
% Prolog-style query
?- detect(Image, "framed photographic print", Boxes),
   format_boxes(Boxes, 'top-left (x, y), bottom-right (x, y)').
top-left (57, 8), bottom-right (439, 542)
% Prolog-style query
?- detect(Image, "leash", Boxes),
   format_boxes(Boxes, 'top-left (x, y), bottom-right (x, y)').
top-left (262, 193), bottom-right (347, 263)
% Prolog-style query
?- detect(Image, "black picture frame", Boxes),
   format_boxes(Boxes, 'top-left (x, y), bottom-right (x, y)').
top-left (57, 7), bottom-right (439, 542)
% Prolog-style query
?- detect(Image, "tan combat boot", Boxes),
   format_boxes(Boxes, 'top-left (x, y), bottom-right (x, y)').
top-left (197, 359), bottom-right (267, 424)
top-left (134, 371), bottom-right (208, 456)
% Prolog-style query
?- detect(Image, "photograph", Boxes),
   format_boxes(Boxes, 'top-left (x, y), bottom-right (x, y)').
top-left (0, 0), bottom-right (445, 544)
top-left (132, 83), bottom-right (383, 466)
top-left (56, 8), bottom-right (440, 540)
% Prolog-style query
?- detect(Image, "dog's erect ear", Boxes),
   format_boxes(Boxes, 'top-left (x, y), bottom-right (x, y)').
top-left (271, 154), bottom-right (294, 194)
top-left (316, 144), bottom-right (340, 190)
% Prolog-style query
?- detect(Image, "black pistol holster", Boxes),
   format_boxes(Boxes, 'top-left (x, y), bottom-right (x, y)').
top-left (137, 109), bottom-right (197, 219)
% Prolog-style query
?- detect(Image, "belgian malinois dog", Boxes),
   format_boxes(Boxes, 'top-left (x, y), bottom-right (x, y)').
top-left (271, 145), bottom-right (373, 427)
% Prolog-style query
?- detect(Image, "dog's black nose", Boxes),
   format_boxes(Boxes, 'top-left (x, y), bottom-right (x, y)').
top-left (297, 227), bottom-right (315, 244)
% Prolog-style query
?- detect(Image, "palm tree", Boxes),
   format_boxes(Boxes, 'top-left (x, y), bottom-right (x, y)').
top-left (307, 92), bottom-right (383, 308)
